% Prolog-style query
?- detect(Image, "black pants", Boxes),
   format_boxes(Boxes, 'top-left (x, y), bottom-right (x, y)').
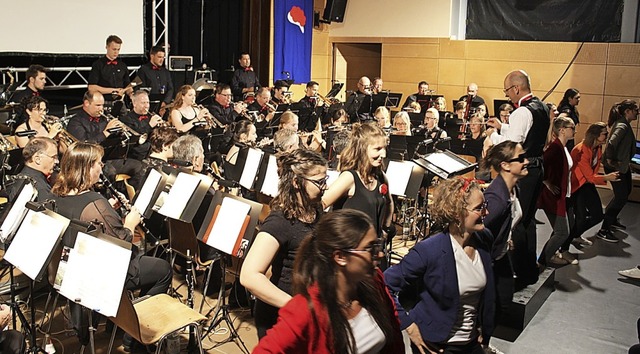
top-left (602, 168), bottom-right (632, 230)
top-left (125, 254), bottom-right (173, 297)
top-left (0, 330), bottom-right (24, 354)
top-left (565, 183), bottom-right (603, 248)
top-left (493, 255), bottom-right (515, 321)
top-left (411, 340), bottom-right (484, 354)
top-left (511, 162), bottom-right (543, 285)
top-left (104, 158), bottom-right (144, 193)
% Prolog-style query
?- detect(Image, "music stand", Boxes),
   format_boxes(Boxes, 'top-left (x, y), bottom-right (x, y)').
top-left (412, 150), bottom-right (477, 179)
top-left (0, 179), bottom-right (37, 243)
top-left (386, 161), bottom-right (426, 199)
top-left (236, 147), bottom-right (265, 190)
top-left (325, 82), bottom-right (344, 98)
top-left (157, 171), bottom-right (214, 223)
top-left (3, 204), bottom-right (70, 354)
top-left (415, 94), bottom-right (443, 113)
top-left (133, 167), bottom-right (169, 219)
top-left (254, 153), bottom-right (278, 198)
top-left (197, 192), bottom-right (263, 353)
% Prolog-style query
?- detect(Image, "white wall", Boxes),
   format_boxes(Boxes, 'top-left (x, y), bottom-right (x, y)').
top-left (327, 0), bottom-right (452, 38)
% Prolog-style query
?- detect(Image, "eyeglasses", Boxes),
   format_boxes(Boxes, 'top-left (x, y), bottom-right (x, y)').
top-left (502, 85), bottom-right (517, 94)
top-left (507, 153), bottom-right (527, 163)
top-left (39, 152), bottom-right (58, 160)
top-left (37, 107), bottom-right (49, 113)
top-left (468, 201), bottom-right (489, 214)
top-left (303, 175), bottom-right (329, 191)
top-left (564, 125), bottom-right (575, 130)
top-left (218, 93), bottom-right (233, 98)
top-left (344, 240), bottom-right (384, 259)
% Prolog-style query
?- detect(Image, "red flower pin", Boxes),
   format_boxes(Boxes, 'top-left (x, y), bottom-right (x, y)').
top-left (379, 183), bottom-right (388, 195)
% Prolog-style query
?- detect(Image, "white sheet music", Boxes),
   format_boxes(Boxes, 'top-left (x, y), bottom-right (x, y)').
top-left (158, 172), bottom-right (201, 219)
top-left (260, 155), bottom-right (279, 197)
top-left (204, 197), bottom-right (251, 255)
top-left (0, 183), bottom-right (36, 242)
top-left (134, 168), bottom-right (162, 214)
top-left (58, 232), bottom-right (131, 317)
top-left (4, 210), bottom-right (68, 281)
top-left (239, 148), bottom-right (264, 189)
top-left (386, 161), bottom-right (413, 196)
top-left (425, 152), bottom-right (466, 174)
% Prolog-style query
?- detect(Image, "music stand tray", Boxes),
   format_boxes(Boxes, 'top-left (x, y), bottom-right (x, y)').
top-left (413, 150), bottom-right (477, 179)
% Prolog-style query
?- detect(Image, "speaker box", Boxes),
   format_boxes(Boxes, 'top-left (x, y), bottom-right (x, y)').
top-left (323, 0), bottom-right (347, 23)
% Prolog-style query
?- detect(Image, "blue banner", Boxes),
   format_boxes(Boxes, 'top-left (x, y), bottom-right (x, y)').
top-left (274, 0), bottom-right (313, 84)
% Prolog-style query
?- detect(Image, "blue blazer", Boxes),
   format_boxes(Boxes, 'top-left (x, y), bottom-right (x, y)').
top-left (483, 174), bottom-right (516, 260)
top-left (384, 231), bottom-right (495, 344)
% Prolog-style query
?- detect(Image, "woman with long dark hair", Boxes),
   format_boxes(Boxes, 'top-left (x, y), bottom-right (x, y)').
top-left (598, 99), bottom-right (638, 242)
top-left (240, 149), bottom-right (327, 338)
top-left (253, 209), bottom-right (403, 353)
top-left (558, 88), bottom-right (581, 151)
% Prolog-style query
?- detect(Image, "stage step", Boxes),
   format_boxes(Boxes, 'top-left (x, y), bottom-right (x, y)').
top-left (493, 267), bottom-right (555, 342)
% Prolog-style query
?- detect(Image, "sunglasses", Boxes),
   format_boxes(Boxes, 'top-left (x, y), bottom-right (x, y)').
top-left (507, 153), bottom-right (527, 163)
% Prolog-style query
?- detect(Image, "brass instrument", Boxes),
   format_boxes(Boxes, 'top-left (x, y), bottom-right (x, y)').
top-left (99, 112), bottom-right (143, 144)
top-left (232, 101), bottom-right (253, 121)
top-left (195, 104), bottom-right (224, 128)
top-left (45, 116), bottom-right (78, 149)
top-left (316, 92), bottom-right (340, 105)
top-left (0, 133), bottom-right (17, 152)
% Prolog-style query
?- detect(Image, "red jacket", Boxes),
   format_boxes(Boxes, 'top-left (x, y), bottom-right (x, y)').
top-left (570, 141), bottom-right (605, 194)
top-left (253, 269), bottom-right (404, 354)
top-left (538, 139), bottom-right (570, 216)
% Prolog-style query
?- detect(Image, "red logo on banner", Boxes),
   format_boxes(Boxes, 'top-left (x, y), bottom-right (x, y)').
top-left (288, 6), bottom-right (306, 33)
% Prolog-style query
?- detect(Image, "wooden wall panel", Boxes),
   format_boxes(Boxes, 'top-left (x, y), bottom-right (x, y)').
top-left (382, 57), bottom-right (438, 83)
top-left (382, 43), bottom-right (439, 58)
top-left (437, 59), bottom-right (466, 86)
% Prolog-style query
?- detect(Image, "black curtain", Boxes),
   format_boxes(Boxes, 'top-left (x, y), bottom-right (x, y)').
top-left (467, 0), bottom-right (623, 42)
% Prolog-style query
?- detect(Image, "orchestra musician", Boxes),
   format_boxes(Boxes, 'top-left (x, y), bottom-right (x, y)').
top-left (134, 45), bottom-right (174, 107)
top-left (51, 142), bottom-right (172, 350)
top-left (459, 82), bottom-right (485, 107)
top-left (271, 79), bottom-right (291, 105)
top-left (120, 90), bottom-right (164, 160)
top-left (344, 76), bottom-right (373, 123)
top-left (247, 87), bottom-right (276, 136)
top-left (231, 52), bottom-right (260, 102)
top-left (297, 81), bottom-right (325, 132)
top-left (402, 81), bottom-right (429, 109)
top-left (391, 111), bottom-right (411, 136)
top-left (12, 137), bottom-right (58, 201)
top-left (169, 85), bottom-right (212, 133)
top-left (9, 64), bottom-right (47, 127)
top-left (373, 106), bottom-right (391, 130)
top-left (331, 108), bottom-right (349, 128)
top-left (209, 84), bottom-right (244, 126)
top-left (499, 103), bottom-right (514, 124)
top-left (224, 120), bottom-right (258, 182)
top-left (273, 128), bottom-right (299, 153)
top-left (372, 77), bottom-right (384, 94)
top-left (417, 107), bottom-right (447, 141)
top-left (87, 35), bottom-right (133, 99)
top-left (136, 126), bottom-right (179, 190)
top-left (14, 96), bottom-right (62, 148)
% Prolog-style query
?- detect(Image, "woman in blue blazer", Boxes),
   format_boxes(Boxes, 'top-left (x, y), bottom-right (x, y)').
top-left (385, 177), bottom-right (495, 354)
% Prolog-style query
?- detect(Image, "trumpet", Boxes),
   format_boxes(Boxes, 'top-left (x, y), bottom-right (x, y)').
top-left (232, 101), bottom-right (253, 121)
top-left (316, 93), bottom-right (340, 106)
top-left (194, 104), bottom-right (225, 128)
top-left (99, 112), bottom-right (142, 143)
top-left (43, 115), bottom-right (78, 149)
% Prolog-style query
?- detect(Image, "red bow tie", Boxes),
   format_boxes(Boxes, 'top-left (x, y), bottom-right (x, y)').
top-left (89, 116), bottom-right (101, 123)
top-left (107, 60), bottom-right (118, 65)
top-left (33, 91), bottom-right (40, 97)
top-left (138, 115), bottom-right (149, 121)
top-left (224, 105), bottom-right (230, 109)
top-left (244, 67), bottom-right (252, 72)
top-left (152, 65), bottom-right (160, 70)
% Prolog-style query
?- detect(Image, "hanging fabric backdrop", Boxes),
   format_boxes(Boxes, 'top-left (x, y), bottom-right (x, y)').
top-left (466, 0), bottom-right (623, 42)
top-left (274, 0), bottom-right (313, 84)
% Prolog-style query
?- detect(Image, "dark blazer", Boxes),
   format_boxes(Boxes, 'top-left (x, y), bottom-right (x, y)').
top-left (483, 174), bottom-right (515, 260)
top-left (539, 138), bottom-right (569, 216)
top-left (604, 117), bottom-right (636, 174)
top-left (384, 231), bottom-right (495, 345)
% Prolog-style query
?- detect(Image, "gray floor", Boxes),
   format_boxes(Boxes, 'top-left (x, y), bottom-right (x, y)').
top-left (492, 189), bottom-right (640, 354)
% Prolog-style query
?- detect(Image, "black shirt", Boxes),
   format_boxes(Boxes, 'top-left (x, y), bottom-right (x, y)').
top-left (67, 109), bottom-right (108, 143)
top-left (120, 111), bottom-right (152, 159)
top-left (136, 62), bottom-right (174, 104)
top-left (344, 92), bottom-right (372, 122)
top-left (88, 56), bottom-right (131, 90)
top-left (208, 101), bottom-right (240, 126)
top-left (9, 87), bottom-right (40, 128)
top-left (231, 67), bottom-right (260, 101)
top-left (458, 95), bottom-right (485, 107)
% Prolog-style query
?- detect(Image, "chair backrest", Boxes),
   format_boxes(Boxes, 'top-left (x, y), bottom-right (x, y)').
top-left (109, 290), bottom-right (142, 343)
top-left (166, 218), bottom-right (201, 263)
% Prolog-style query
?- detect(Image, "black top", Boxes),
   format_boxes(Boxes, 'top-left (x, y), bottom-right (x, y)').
top-left (558, 103), bottom-right (579, 125)
top-left (522, 96), bottom-right (550, 159)
top-left (247, 101), bottom-right (272, 136)
top-left (18, 165), bottom-right (54, 201)
top-left (120, 111), bottom-right (154, 135)
top-left (136, 62), bottom-right (174, 103)
top-left (88, 56), bottom-right (131, 90)
top-left (296, 96), bottom-right (326, 132)
top-left (336, 170), bottom-right (386, 236)
top-left (67, 109), bottom-right (107, 143)
top-left (208, 100), bottom-right (240, 126)
top-left (458, 95), bottom-right (485, 107)
top-left (9, 87), bottom-right (40, 128)
top-left (344, 92), bottom-right (372, 123)
top-left (231, 68), bottom-right (260, 101)
top-left (402, 93), bottom-right (419, 109)
top-left (259, 210), bottom-right (316, 295)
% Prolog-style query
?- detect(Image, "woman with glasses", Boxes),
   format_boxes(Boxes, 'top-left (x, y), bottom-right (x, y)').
top-left (51, 142), bottom-right (172, 349)
top-left (538, 116), bottom-right (577, 266)
top-left (598, 99), bottom-right (638, 242)
top-left (15, 96), bottom-right (63, 148)
top-left (253, 209), bottom-right (403, 354)
top-left (569, 123), bottom-right (619, 247)
top-left (322, 123), bottom-right (394, 243)
top-left (392, 111), bottom-right (412, 136)
top-left (384, 177), bottom-right (494, 354)
top-left (240, 149), bottom-right (328, 338)
top-left (481, 141), bottom-right (528, 354)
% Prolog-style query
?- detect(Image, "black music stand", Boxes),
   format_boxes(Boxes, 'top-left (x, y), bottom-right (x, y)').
top-left (234, 146), bottom-right (266, 190)
top-left (415, 94), bottom-right (443, 113)
top-left (254, 153), bottom-right (279, 198)
top-left (196, 89), bottom-right (215, 105)
top-left (3, 203), bottom-right (70, 354)
top-left (325, 82), bottom-right (344, 98)
top-left (156, 170), bottom-right (214, 223)
top-left (197, 192), bottom-right (263, 354)
top-left (412, 150), bottom-right (477, 179)
top-left (0, 178), bottom-right (37, 243)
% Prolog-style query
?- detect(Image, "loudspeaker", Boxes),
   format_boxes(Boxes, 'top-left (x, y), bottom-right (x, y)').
top-left (323, 0), bottom-right (347, 23)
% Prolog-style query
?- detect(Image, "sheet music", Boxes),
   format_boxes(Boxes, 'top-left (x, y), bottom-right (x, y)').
top-left (4, 210), bottom-right (67, 281)
top-left (0, 183), bottom-right (36, 242)
top-left (425, 152), bottom-right (466, 174)
top-left (58, 232), bottom-right (131, 317)
top-left (134, 168), bottom-right (162, 213)
top-left (386, 161), bottom-right (413, 196)
top-left (204, 197), bottom-right (251, 254)
top-left (158, 172), bottom-right (201, 219)
top-left (260, 155), bottom-right (279, 197)
top-left (239, 148), bottom-right (264, 189)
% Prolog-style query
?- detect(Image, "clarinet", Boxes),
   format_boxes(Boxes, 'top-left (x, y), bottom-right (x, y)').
top-left (185, 250), bottom-right (197, 350)
top-left (99, 174), bottom-right (160, 246)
